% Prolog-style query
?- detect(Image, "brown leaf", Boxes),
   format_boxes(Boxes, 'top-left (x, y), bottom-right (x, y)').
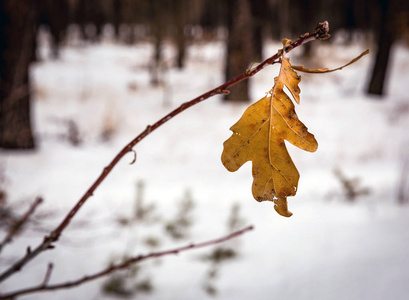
top-left (221, 40), bottom-right (318, 217)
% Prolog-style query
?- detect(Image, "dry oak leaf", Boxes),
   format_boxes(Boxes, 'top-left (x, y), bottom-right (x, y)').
top-left (221, 39), bottom-right (318, 217)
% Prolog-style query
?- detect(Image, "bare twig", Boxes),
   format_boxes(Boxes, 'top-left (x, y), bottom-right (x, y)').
top-left (0, 225), bottom-right (254, 299)
top-left (0, 22), bottom-right (330, 283)
top-left (0, 197), bottom-right (43, 254)
top-left (41, 263), bottom-right (54, 287)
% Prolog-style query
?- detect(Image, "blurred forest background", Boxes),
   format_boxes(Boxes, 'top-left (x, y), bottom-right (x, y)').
top-left (1, 0), bottom-right (409, 150)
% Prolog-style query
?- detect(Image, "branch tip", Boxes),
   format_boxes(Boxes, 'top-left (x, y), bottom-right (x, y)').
top-left (315, 21), bottom-right (330, 40)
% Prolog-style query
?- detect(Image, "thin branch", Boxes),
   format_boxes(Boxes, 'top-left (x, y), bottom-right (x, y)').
top-left (41, 263), bottom-right (54, 287)
top-left (0, 225), bottom-right (254, 299)
top-left (0, 21), bottom-right (330, 283)
top-left (0, 197), bottom-right (43, 254)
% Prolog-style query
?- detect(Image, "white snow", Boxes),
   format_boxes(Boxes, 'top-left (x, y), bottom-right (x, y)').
top-left (1, 35), bottom-right (409, 300)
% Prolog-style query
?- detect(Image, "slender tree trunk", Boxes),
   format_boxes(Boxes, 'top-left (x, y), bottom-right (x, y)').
top-left (224, 0), bottom-right (253, 102)
top-left (113, 0), bottom-right (122, 38)
top-left (173, 0), bottom-right (187, 69)
top-left (367, 0), bottom-right (396, 96)
top-left (250, 0), bottom-right (268, 62)
top-left (252, 22), bottom-right (263, 61)
top-left (39, 0), bottom-right (70, 59)
top-left (0, 0), bottom-right (37, 149)
top-left (278, 0), bottom-right (290, 38)
top-left (149, 0), bottom-right (168, 86)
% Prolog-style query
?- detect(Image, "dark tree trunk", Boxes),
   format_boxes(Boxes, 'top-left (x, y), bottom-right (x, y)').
top-left (367, 0), bottom-right (396, 96)
top-left (277, 0), bottom-right (290, 38)
top-left (199, 0), bottom-right (225, 31)
top-left (252, 22), bottom-right (263, 61)
top-left (224, 0), bottom-right (253, 102)
top-left (250, 0), bottom-right (268, 61)
top-left (148, 0), bottom-right (168, 85)
top-left (0, 0), bottom-right (37, 149)
top-left (39, 0), bottom-right (70, 59)
top-left (113, 0), bottom-right (122, 38)
top-left (172, 0), bottom-right (187, 69)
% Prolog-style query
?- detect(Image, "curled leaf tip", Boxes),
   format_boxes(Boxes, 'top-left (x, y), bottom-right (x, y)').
top-left (274, 197), bottom-right (293, 217)
top-left (129, 150), bottom-right (137, 165)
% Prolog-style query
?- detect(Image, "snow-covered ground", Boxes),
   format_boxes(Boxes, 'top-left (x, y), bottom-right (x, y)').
top-left (1, 34), bottom-right (409, 300)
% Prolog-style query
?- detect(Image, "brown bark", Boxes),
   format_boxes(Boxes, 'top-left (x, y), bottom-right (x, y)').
top-left (0, 0), bottom-right (37, 149)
